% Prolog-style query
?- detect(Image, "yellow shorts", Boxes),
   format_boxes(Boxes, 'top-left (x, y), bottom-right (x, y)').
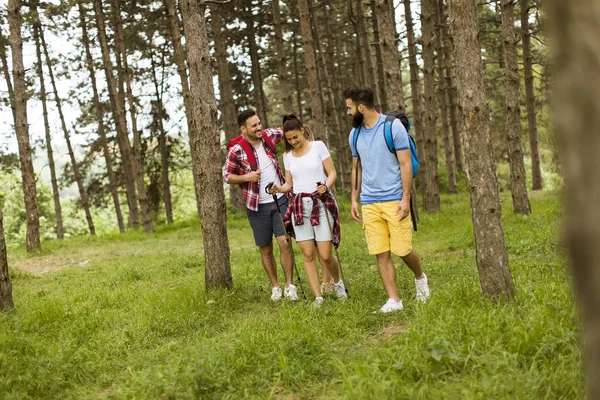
top-left (362, 201), bottom-right (413, 256)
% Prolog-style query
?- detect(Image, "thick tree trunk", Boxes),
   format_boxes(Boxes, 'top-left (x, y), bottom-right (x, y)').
top-left (149, 45), bottom-right (173, 225)
top-left (292, 26), bottom-right (303, 120)
top-left (434, 0), bottom-right (456, 193)
top-left (501, 0), bottom-right (531, 214)
top-left (357, 0), bottom-right (379, 108)
top-left (403, 0), bottom-right (425, 193)
top-left (8, 0), bottom-right (41, 252)
top-left (164, 0), bottom-right (203, 218)
top-left (78, 1), bottom-right (125, 233)
top-left (0, 205), bottom-right (13, 312)
top-left (375, 0), bottom-right (405, 111)
top-left (548, 2), bottom-right (600, 398)
top-left (93, 0), bottom-right (140, 230)
top-left (32, 23), bottom-right (64, 239)
top-left (298, 0), bottom-right (327, 142)
top-left (211, 4), bottom-right (243, 211)
top-left (449, 0), bottom-right (514, 300)
top-left (272, 0), bottom-right (294, 113)
top-left (179, 0), bottom-right (232, 289)
top-left (520, 0), bottom-right (542, 190)
top-left (420, 0), bottom-right (441, 212)
top-left (370, 0), bottom-right (388, 111)
top-left (348, 0), bottom-right (365, 85)
top-left (246, 4), bottom-right (268, 127)
top-left (112, 0), bottom-right (153, 232)
top-left (39, 20), bottom-right (96, 235)
top-left (439, 0), bottom-right (463, 172)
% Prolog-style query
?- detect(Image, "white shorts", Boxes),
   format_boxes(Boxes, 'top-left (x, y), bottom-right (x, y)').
top-left (292, 198), bottom-right (333, 242)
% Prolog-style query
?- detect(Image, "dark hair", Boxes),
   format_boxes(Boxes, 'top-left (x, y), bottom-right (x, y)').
top-left (237, 109), bottom-right (257, 127)
top-left (282, 113), bottom-right (312, 153)
top-left (343, 87), bottom-right (375, 108)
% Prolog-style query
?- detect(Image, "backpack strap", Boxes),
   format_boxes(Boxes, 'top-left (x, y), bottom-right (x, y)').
top-left (353, 127), bottom-right (361, 191)
top-left (261, 132), bottom-right (276, 153)
top-left (383, 115), bottom-right (396, 154)
top-left (236, 138), bottom-right (258, 171)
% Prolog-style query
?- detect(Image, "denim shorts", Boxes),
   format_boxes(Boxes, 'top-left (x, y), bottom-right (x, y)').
top-left (292, 198), bottom-right (333, 242)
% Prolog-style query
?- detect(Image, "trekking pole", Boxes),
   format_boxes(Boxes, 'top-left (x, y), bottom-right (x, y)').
top-left (265, 183), bottom-right (306, 300)
top-left (317, 182), bottom-right (350, 298)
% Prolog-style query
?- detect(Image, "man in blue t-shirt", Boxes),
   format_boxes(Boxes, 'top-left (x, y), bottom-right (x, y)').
top-left (345, 87), bottom-right (430, 313)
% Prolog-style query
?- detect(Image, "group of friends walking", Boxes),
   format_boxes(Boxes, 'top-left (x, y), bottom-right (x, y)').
top-left (223, 86), bottom-right (430, 313)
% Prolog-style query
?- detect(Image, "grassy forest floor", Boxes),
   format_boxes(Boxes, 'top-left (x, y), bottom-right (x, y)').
top-left (0, 190), bottom-right (584, 399)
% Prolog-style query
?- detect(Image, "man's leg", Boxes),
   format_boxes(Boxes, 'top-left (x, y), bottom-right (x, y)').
top-left (376, 251), bottom-right (400, 302)
top-left (275, 235), bottom-right (294, 286)
top-left (259, 241), bottom-right (279, 287)
top-left (400, 249), bottom-right (424, 280)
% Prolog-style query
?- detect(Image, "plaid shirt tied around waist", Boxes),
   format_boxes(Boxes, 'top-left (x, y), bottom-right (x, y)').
top-left (223, 128), bottom-right (285, 212)
top-left (283, 190), bottom-right (341, 248)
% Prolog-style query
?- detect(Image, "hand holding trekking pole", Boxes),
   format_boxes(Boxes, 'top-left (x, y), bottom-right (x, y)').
top-left (316, 182), bottom-right (328, 195)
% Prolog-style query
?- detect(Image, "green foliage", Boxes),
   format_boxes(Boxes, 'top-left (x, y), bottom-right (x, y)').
top-left (0, 191), bottom-right (583, 398)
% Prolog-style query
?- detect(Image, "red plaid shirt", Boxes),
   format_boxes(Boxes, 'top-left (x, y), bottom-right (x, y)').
top-left (283, 190), bottom-right (341, 248)
top-left (223, 128), bottom-right (285, 211)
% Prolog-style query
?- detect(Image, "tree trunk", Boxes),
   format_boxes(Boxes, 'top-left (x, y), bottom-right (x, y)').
top-left (520, 0), bottom-right (542, 190)
top-left (78, 1), bottom-right (125, 233)
top-left (439, 0), bottom-right (463, 173)
top-left (420, 0), bottom-right (441, 212)
top-left (548, 2), bottom-right (600, 397)
top-left (8, 0), bottom-right (41, 252)
top-left (246, 3), bottom-right (268, 127)
top-left (403, 0), bottom-right (425, 194)
top-left (149, 43), bottom-right (173, 225)
top-left (501, 0), bottom-right (531, 214)
top-left (93, 0), bottom-right (140, 230)
top-left (163, 0), bottom-right (203, 218)
top-left (211, 4), bottom-right (243, 211)
top-left (39, 19), bottom-right (96, 235)
top-left (348, 0), bottom-right (365, 85)
top-left (357, 0), bottom-right (380, 108)
top-left (375, 0), bottom-right (405, 111)
top-left (449, 0), bottom-right (514, 300)
top-left (272, 0), bottom-right (294, 113)
top-left (298, 0), bottom-right (327, 142)
top-left (179, 0), bottom-right (232, 289)
top-left (434, 0), bottom-right (456, 193)
top-left (370, 0), bottom-right (388, 111)
top-left (0, 24), bottom-right (15, 123)
top-left (112, 0), bottom-right (153, 232)
top-left (32, 23), bottom-right (64, 239)
top-left (292, 25), bottom-right (303, 120)
top-left (0, 204), bottom-right (13, 312)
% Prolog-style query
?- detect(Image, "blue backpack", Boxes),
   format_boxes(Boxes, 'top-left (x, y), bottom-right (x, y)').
top-left (352, 111), bottom-right (419, 187)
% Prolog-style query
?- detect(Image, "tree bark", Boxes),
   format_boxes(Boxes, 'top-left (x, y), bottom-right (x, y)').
top-left (298, 0), bottom-right (327, 142)
top-left (272, 0), bottom-right (294, 113)
top-left (246, 3), bottom-right (269, 127)
top-left (403, 0), bottom-right (425, 192)
top-left (357, 0), bottom-right (380, 108)
top-left (449, 0), bottom-right (514, 300)
top-left (211, 3), bottom-right (243, 211)
top-left (78, 1), bottom-right (125, 233)
top-left (112, 0), bottom-right (153, 232)
top-left (439, 0), bottom-right (463, 172)
top-left (370, 0), bottom-right (388, 111)
top-left (501, 0), bottom-right (531, 214)
top-left (421, 0), bottom-right (441, 212)
top-left (0, 20), bottom-right (16, 124)
top-left (434, 0), bottom-right (456, 193)
top-left (179, 0), bottom-right (232, 289)
top-left (163, 0), bottom-right (203, 218)
top-left (8, 0), bottom-right (41, 252)
top-left (292, 24), bottom-right (303, 120)
top-left (348, 0), bottom-right (365, 85)
top-left (93, 0), bottom-right (140, 230)
top-left (0, 204), bottom-right (13, 312)
top-left (32, 22), bottom-right (64, 239)
top-left (375, 0), bottom-right (405, 111)
top-left (38, 18), bottom-right (96, 235)
top-left (520, 0), bottom-right (542, 190)
top-left (549, 1), bottom-right (600, 397)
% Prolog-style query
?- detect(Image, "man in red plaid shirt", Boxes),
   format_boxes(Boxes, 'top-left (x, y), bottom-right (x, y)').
top-left (223, 110), bottom-right (299, 301)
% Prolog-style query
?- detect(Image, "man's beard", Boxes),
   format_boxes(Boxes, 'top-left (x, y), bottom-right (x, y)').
top-left (352, 111), bottom-right (364, 128)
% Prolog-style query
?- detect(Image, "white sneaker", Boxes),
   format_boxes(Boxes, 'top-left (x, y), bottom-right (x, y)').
top-left (271, 286), bottom-right (283, 301)
top-left (333, 280), bottom-right (348, 300)
top-left (415, 274), bottom-right (430, 303)
top-left (320, 281), bottom-right (334, 295)
top-left (377, 298), bottom-right (404, 313)
top-left (284, 284), bottom-right (299, 301)
top-left (312, 296), bottom-right (324, 307)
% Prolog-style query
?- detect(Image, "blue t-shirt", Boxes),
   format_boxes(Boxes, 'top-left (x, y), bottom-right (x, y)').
top-left (348, 114), bottom-right (410, 204)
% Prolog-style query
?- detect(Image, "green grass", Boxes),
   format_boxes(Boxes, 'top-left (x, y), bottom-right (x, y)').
top-left (0, 190), bottom-right (583, 399)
